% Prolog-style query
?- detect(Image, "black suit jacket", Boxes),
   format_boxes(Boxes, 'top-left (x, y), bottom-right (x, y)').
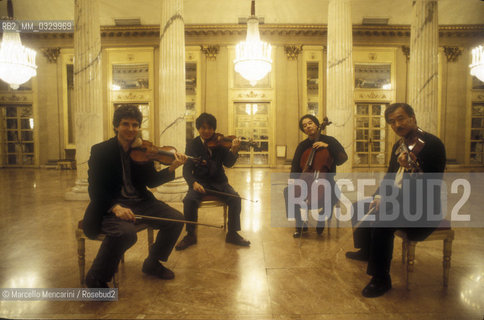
top-left (82, 137), bottom-right (175, 239)
top-left (183, 136), bottom-right (238, 187)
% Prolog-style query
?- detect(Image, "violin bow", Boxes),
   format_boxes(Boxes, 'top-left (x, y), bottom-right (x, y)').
top-left (135, 215), bottom-right (223, 229)
top-left (204, 188), bottom-right (259, 203)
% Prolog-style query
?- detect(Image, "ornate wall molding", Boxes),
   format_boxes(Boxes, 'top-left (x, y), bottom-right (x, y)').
top-left (0, 93), bottom-right (32, 103)
top-left (19, 24), bottom-right (483, 45)
top-left (443, 46), bottom-right (463, 62)
top-left (284, 45), bottom-right (302, 60)
top-left (112, 91), bottom-right (151, 102)
top-left (354, 90), bottom-right (393, 101)
top-left (201, 45), bottom-right (220, 61)
top-left (236, 91), bottom-right (268, 99)
top-left (472, 91), bottom-right (484, 102)
top-left (41, 48), bottom-right (61, 63)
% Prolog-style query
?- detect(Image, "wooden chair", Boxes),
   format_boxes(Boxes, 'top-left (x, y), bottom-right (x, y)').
top-left (199, 195), bottom-right (228, 230)
top-left (76, 220), bottom-right (154, 287)
top-left (395, 220), bottom-right (454, 289)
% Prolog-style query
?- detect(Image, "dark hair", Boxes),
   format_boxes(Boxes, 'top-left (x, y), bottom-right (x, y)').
top-left (113, 105), bottom-right (142, 130)
top-left (195, 112), bottom-right (217, 130)
top-left (299, 114), bottom-right (320, 132)
top-left (385, 103), bottom-right (415, 123)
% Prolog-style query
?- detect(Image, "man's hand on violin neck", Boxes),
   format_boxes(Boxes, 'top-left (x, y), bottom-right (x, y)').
top-left (168, 152), bottom-right (187, 172)
top-left (193, 182), bottom-right (206, 194)
top-left (112, 204), bottom-right (136, 222)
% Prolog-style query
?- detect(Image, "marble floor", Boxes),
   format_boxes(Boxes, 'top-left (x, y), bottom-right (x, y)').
top-left (0, 168), bottom-right (483, 320)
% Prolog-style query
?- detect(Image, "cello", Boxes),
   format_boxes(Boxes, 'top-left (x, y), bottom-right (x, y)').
top-left (300, 117), bottom-right (333, 174)
top-left (298, 117), bottom-right (333, 208)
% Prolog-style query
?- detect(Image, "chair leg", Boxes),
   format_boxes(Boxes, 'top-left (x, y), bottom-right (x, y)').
top-left (147, 227), bottom-right (154, 251)
top-left (77, 235), bottom-right (86, 285)
top-left (113, 268), bottom-right (118, 288)
top-left (223, 205), bottom-right (228, 230)
top-left (443, 238), bottom-right (453, 287)
top-left (406, 241), bottom-right (416, 290)
top-left (402, 239), bottom-right (408, 264)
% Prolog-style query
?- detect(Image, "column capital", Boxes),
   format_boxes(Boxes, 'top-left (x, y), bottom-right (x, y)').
top-left (201, 45), bottom-right (220, 61)
top-left (401, 45), bottom-right (410, 61)
top-left (41, 48), bottom-right (61, 63)
top-left (284, 45), bottom-right (302, 60)
top-left (443, 46), bottom-right (462, 63)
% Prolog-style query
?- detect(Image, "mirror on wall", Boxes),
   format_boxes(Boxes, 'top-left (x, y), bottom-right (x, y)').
top-left (112, 63), bottom-right (149, 90)
top-left (354, 64), bottom-right (391, 89)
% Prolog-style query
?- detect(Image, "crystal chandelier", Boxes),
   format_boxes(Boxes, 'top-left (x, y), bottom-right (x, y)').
top-left (0, 32), bottom-right (37, 90)
top-left (0, 0), bottom-right (37, 90)
top-left (470, 45), bottom-right (484, 82)
top-left (234, 0), bottom-right (272, 86)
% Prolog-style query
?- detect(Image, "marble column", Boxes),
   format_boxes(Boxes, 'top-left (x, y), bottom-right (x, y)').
top-left (65, 0), bottom-right (103, 200)
top-left (154, 0), bottom-right (187, 202)
top-left (408, 0), bottom-right (439, 135)
top-left (326, 0), bottom-right (354, 173)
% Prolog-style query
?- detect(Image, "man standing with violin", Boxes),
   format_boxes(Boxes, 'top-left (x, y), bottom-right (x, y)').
top-left (285, 114), bottom-right (348, 238)
top-left (175, 112), bottom-right (251, 250)
top-left (82, 105), bottom-right (187, 288)
top-left (345, 103), bottom-right (446, 298)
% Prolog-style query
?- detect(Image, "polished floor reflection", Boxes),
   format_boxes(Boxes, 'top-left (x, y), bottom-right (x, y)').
top-left (0, 168), bottom-right (483, 319)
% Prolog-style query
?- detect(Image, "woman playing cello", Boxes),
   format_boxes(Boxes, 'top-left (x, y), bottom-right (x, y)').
top-left (284, 114), bottom-right (348, 238)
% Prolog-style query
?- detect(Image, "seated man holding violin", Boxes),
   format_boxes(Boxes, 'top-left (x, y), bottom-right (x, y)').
top-left (82, 105), bottom-right (187, 288)
top-left (175, 112), bottom-right (251, 250)
top-left (284, 114), bottom-right (348, 238)
top-left (345, 103), bottom-right (446, 298)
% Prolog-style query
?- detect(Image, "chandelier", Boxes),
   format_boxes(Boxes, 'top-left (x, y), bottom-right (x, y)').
top-left (0, 0), bottom-right (37, 90)
top-left (470, 45), bottom-right (484, 82)
top-left (0, 32), bottom-right (37, 90)
top-left (234, 0), bottom-right (272, 86)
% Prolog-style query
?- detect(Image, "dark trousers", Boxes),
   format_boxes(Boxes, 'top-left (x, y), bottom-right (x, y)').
top-left (183, 183), bottom-right (241, 234)
top-left (283, 186), bottom-right (334, 230)
top-left (350, 199), bottom-right (435, 278)
top-left (88, 199), bottom-right (183, 282)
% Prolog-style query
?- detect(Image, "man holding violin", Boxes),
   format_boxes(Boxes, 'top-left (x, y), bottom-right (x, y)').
top-left (284, 114), bottom-right (348, 238)
top-left (82, 105), bottom-right (187, 288)
top-left (345, 103), bottom-right (446, 298)
top-left (175, 112), bottom-right (250, 250)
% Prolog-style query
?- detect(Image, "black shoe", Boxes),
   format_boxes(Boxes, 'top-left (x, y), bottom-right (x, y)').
top-left (225, 231), bottom-right (250, 246)
top-left (175, 234), bottom-right (197, 251)
top-left (293, 226), bottom-right (309, 238)
top-left (142, 259), bottom-right (175, 280)
top-left (85, 271), bottom-right (108, 288)
top-left (345, 249), bottom-right (369, 261)
top-left (362, 275), bottom-right (392, 298)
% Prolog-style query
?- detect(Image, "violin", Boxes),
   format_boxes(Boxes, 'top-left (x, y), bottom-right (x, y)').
top-left (130, 139), bottom-right (202, 165)
top-left (205, 133), bottom-right (256, 149)
top-left (396, 127), bottom-right (425, 173)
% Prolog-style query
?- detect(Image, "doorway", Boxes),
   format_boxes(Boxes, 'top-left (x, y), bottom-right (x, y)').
top-left (1, 105), bottom-right (35, 166)
top-left (354, 103), bottom-right (387, 168)
top-left (233, 102), bottom-right (271, 167)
